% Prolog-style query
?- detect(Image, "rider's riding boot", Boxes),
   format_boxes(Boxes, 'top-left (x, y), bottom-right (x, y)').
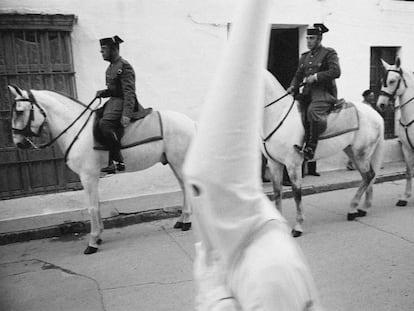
top-left (303, 122), bottom-right (319, 161)
top-left (110, 132), bottom-right (125, 172)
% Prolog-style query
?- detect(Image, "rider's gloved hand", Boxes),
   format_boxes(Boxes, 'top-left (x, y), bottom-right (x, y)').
top-left (95, 90), bottom-right (105, 98)
top-left (286, 86), bottom-right (295, 94)
top-left (304, 74), bottom-right (317, 84)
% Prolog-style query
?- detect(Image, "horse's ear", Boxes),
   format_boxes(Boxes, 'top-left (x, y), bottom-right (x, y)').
top-left (395, 57), bottom-right (401, 68)
top-left (380, 58), bottom-right (390, 69)
top-left (8, 84), bottom-right (23, 97)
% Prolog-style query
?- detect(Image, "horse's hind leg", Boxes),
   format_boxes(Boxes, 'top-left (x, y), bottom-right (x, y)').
top-left (80, 173), bottom-right (102, 254)
top-left (345, 149), bottom-right (375, 221)
top-left (287, 164), bottom-right (304, 237)
top-left (345, 146), bottom-right (371, 215)
top-left (397, 145), bottom-right (414, 206)
top-left (169, 163), bottom-right (192, 231)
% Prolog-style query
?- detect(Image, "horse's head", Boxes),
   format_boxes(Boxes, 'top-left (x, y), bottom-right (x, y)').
top-left (377, 57), bottom-right (407, 111)
top-left (8, 85), bottom-right (47, 149)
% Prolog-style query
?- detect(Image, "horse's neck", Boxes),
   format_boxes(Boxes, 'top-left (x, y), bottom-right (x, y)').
top-left (33, 91), bottom-right (93, 150)
top-left (399, 71), bottom-right (414, 123)
top-left (263, 79), bottom-right (296, 127)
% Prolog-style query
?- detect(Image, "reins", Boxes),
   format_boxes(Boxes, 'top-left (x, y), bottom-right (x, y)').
top-left (264, 92), bottom-right (290, 108)
top-left (380, 68), bottom-right (414, 110)
top-left (262, 83), bottom-right (306, 141)
top-left (263, 97), bottom-right (296, 142)
top-left (12, 91), bottom-right (100, 161)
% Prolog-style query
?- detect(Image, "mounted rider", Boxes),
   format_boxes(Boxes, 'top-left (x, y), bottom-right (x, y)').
top-left (287, 23), bottom-right (341, 160)
top-left (95, 35), bottom-right (145, 174)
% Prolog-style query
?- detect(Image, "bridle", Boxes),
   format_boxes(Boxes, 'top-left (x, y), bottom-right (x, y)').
top-left (381, 68), bottom-right (414, 149)
top-left (11, 90), bottom-right (47, 139)
top-left (11, 90), bottom-right (99, 161)
top-left (380, 68), bottom-right (414, 110)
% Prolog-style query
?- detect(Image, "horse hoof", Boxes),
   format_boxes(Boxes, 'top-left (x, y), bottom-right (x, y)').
top-left (181, 222), bottom-right (192, 231)
top-left (83, 246), bottom-right (98, 255)
top-left (347, 212), bottom-right (358, 221)
top-left (396, 200), bottom-right (407, 207)
top-left (174, 221), bottom-right (183, 229)
top-left (97, 238), bottom-right (103, 245)
top-left (291, 229), bottom-right (302, 238)
top-left (356, 209), bottom-right (367, 217)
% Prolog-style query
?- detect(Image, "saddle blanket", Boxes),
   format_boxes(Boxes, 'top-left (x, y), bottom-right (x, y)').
top-left (94, 110), bottom-right (163, 150)
top-left (319, 100), bottom-right (359, 140)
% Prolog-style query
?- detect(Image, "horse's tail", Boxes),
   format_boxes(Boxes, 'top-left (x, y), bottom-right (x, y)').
top-left (369, 119), bottom-right (385, 185)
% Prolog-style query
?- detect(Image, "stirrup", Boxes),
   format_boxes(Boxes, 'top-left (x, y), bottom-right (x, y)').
top-left (303, 146), bottom-right (315, 161)
top-left (115, 162), bottom-right (125, 171)
top-left (101, 162), bottom-right (116, 174)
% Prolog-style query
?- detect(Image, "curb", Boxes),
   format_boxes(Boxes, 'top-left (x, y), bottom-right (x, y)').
top-left (0, 171), bottom-right (405, 245)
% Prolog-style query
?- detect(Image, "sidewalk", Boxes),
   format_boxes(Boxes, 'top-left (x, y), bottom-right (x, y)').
top-left (0, 161), bottom-right (406, 244)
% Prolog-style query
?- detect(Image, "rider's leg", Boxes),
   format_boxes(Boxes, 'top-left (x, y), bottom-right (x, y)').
top-left (99, 119), bottom-right (124, 172)
top-left (303, 101), bottom-right (330, 160)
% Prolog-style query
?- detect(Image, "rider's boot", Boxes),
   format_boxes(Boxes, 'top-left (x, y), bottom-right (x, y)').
top-left (101, 132), bottom-right (125, 173)
top-left (112, 149), bottom-right (125, 172)
top-left (303, 121), bottom-right (319, 161)
top-left (110, 132), bottom-right (125, 172)
top-left (101, 159), bottom-right (116, 174)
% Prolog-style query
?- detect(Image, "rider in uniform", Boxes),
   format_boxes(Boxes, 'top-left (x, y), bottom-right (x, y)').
top-left (287, 24), bottom-right (341, 161)
top-left (95, 35), bottom-right (144, 173)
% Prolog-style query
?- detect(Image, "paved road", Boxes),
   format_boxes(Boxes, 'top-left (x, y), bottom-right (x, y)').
top-left (0, 180), bottom-right (413, 311)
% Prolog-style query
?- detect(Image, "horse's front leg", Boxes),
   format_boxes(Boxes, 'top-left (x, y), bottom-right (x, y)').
top-left (80, 173), bottom-right (102, 255)
top-left (267, 160), bottom-right (284, 213)
top-left (287, 164), bottom-right (304, 237)
top-left (397, 145), bottom-right (414, 206)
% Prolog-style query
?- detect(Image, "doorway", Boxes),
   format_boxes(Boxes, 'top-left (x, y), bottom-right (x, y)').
top-left (267, 28), bottom-right (299, 88)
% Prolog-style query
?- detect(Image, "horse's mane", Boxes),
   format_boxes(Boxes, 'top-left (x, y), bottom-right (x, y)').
top-left (51, 91), bottom-right (89, 108)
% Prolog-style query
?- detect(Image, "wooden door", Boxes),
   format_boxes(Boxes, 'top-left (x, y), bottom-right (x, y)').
top-left (0, 24), bottom-right (81, 199)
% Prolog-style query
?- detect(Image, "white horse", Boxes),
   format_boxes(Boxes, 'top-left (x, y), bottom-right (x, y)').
top-left (8, 85), bottom-right (196, 254)
top-left (262, 71), bottom-right (384, 237)
top-left (377, 58), bottom-right (414, 206)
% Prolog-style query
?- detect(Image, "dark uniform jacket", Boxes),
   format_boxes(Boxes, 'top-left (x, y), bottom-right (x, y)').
top-left (290, 45), bottom-right (341, 104)
top-left (99, 56), bottom-right (146, 120)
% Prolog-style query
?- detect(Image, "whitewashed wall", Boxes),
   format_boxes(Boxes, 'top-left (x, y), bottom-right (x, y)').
top-left (1, 0), bottom-right (412, 178)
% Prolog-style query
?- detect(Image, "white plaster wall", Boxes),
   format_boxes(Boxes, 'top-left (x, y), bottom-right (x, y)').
top-left (1, 0), bottom-right (412, 182)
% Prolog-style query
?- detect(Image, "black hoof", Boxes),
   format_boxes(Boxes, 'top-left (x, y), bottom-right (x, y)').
top-left (356, 209), bottom-right (367, 217)
top-left (174, 221), bottom-right (183, 229)
top-left (84, 246), bottom-right (98, 255)
top-left (291, 229), bottom-right (302, 238)
top-left (181, 222), bottom-right (192, 231)
top-left (396, 200), bottom-right (407, 207)
top-left (97, 238), bottom-right (103, 245)
top-left (347, 212), bottom-right (358, 221)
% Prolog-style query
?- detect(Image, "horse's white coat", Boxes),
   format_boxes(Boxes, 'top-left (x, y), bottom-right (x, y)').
top-left (377, 59), bottom-right (414, 206)
top-left (9, 88), bottom-right (196, 253)
top-left (262, 70), bottom-right (385, 234)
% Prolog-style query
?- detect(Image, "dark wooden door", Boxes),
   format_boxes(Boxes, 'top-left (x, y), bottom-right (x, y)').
top-left (0, 28), bottom-right (81, 199)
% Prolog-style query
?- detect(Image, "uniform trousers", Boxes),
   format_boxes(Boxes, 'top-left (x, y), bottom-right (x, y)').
top-left (94, 98), bottom-right (124, 163)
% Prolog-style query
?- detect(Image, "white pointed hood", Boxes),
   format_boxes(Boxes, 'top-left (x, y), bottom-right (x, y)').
top-left (183, 0), bottom-right (286, 267)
